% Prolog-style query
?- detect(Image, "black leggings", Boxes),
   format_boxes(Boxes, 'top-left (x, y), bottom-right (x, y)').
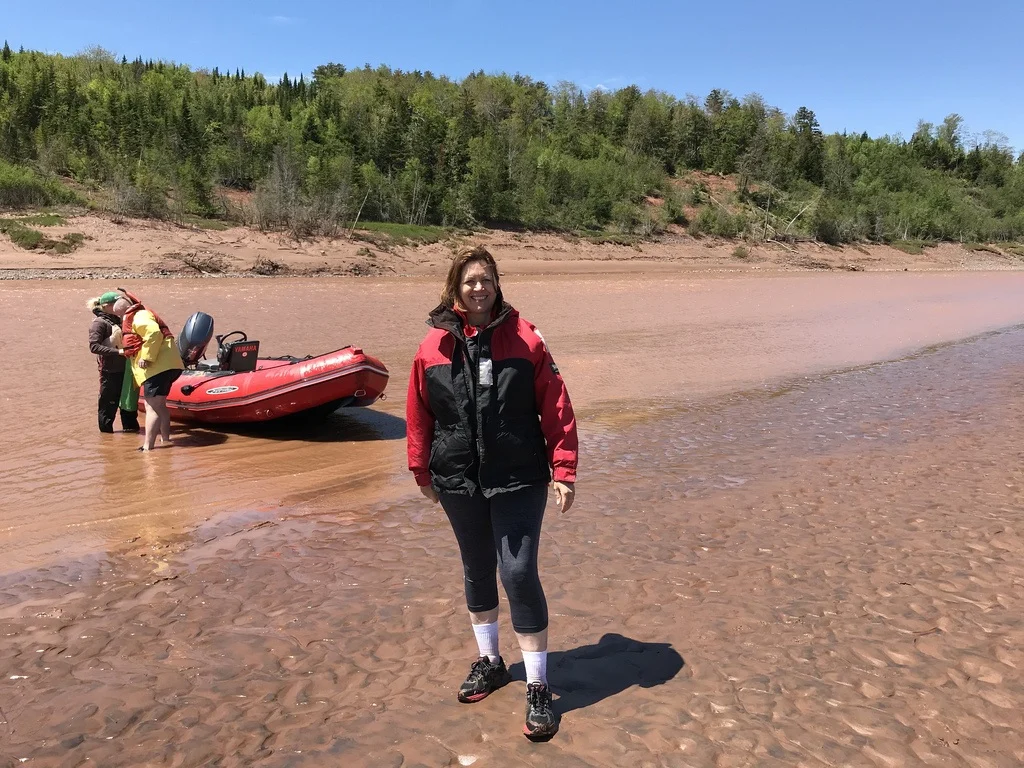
top-left (98, 370), bottom-right (139, 433)
top-left (440, 484), bottom-right (549, 634)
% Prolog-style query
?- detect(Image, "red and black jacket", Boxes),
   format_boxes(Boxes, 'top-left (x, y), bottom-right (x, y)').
top-left (407, 302), bottom-right (578, 497)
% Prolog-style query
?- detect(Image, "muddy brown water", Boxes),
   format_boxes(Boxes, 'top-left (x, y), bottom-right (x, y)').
top-left (1, 270), bottom-right (1023, 766)
top-left (3, 271), bottom-right (1023, 573)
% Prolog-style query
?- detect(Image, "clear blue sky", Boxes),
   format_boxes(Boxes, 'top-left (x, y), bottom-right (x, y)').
top-left (3, 0), bottom-right (1022, 152)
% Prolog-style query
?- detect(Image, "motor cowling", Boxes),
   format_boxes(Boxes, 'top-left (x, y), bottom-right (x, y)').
top-left (178, 311), bottom-right (214, 366)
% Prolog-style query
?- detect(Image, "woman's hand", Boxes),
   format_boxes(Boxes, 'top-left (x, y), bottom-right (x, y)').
top-left (138, 358), bottom-right (150, 369)
top-left (418, 485), bottom-right (439, 504)
top-left (552, 481), bottom-right (575, 514)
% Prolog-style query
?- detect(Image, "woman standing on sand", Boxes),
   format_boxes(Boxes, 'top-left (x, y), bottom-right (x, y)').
top-left (86, 291), bottom-right (140, 434)
top-left (406, 246), bottom-right (578, 740)
top-left (110, 291), bottom-right (184, 452)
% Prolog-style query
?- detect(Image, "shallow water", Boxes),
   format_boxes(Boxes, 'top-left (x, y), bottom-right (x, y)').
top-left (3, 271), bottom-right (1024, 573)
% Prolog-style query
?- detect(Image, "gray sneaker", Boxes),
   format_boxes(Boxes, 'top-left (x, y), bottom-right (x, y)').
top-left (523, 682), bottom-right (558, 739)
top-left (458, 656), bottom-right (510, 703)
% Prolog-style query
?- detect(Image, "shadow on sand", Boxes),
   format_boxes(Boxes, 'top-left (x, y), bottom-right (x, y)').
top-left (151, 429), bottom-right (229, 448)
top-left (509, 632), bottom-right (685, 715)
top-left (175, 407), bottom-right (407, 444)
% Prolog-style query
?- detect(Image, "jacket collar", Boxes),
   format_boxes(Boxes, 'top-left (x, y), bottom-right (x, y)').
top-left (428, 302), bottom-right (515, 340)
top-left (92, 307), bottom-right (120, 325)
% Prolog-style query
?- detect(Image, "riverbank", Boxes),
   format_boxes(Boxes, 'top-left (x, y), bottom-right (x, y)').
top-left (2, 211), bottom-right (1024, 281)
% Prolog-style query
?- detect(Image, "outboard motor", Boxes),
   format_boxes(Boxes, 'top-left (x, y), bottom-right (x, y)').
top-left (216, 331), bottom-right (260, 373)
top-left (178, 311), bottom-right (215, 366)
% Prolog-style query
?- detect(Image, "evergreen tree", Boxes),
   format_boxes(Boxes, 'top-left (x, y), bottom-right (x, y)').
top-left (793, 106), bottom-right (824, 183)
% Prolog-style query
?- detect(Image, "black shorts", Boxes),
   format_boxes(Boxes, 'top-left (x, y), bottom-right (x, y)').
top-left (143, 368), bottom-right (182, 398)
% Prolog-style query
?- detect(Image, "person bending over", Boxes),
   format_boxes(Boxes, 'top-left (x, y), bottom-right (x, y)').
top-left (111, 292), bottom-right (184, 452)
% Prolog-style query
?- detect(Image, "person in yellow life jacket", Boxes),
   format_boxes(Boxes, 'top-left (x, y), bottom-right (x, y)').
top-left (111, 293), bottom-right (184, 452)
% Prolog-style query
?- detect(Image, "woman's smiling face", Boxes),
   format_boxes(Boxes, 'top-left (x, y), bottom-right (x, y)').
top-left (459, 260), bottom-right (497, 322)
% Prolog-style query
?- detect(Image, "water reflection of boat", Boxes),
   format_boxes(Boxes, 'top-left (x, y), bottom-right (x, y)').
top-left (143, 312), bottom-right (389, 424)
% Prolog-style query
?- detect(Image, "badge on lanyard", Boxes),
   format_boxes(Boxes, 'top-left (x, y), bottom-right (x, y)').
top-left (479, 357), bottom-right (493, 387)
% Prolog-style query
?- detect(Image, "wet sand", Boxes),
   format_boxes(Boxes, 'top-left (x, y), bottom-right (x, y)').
top-left (1, 269), bottom-right (1023, 765)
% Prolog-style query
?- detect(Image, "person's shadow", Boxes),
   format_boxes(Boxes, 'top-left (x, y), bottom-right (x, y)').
top-left (508, 633), bottom-right (685, 715)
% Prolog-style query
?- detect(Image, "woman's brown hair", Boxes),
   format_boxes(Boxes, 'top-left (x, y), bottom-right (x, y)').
top-left (440, 245), bottom-right (504, 310)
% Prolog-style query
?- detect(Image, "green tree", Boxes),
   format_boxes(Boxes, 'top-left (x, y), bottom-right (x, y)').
top-left (0, 44), bottom-right (1020, 244)
top-left (792, 106), bottom-right (823, 184)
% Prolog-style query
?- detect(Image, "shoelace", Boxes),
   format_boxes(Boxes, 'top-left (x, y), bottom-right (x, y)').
top-left (527, 685), bottom-right (550, 716)
top-left (467, 658), bottom-right (492, 683)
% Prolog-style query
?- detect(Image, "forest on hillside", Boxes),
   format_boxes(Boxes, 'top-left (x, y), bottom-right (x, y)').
top-left (1, 43), bottom-right (1022, 245)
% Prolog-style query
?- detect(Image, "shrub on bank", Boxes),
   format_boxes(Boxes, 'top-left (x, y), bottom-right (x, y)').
top-left (0, 217), bottom-right (85, 253)
top-left (0, 160), bottom-right (82, 208)
top-left (890, 240), bottom-right (936, 255)
top-left (688, 205), bottom-right (747, 238)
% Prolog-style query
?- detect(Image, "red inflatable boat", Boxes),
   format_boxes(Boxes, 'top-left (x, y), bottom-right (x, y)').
top-left (140, 312), bottom-right (389, 424)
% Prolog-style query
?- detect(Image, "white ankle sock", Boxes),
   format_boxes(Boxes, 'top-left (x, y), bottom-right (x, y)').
top-left (472, 621), bottom-right (499, 663)
top-left (521, 650), bottom-right (548, 685)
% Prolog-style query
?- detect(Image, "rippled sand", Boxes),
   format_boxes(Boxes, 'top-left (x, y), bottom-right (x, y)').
top-left (1, 271), bottom-right (1023, 766)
